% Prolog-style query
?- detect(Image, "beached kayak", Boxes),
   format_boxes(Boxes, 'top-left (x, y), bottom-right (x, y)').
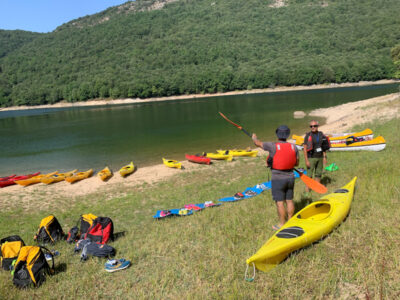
top-left (0, 174), bottom-right (16, 181)
top-left (98, 166), bottom-right (112, 181)
top-left (41, 170), bottom-right (77, 184)
top-left (185, 154), bottom-right (211, 165)
top-left (119, 162), bottom-right (135, 177)
top-left (329, 136), bottom-right (386, 151)
top-left (292, 128), bottom-right (374, 146)
top-left (0, 172), bottom-right (41, 188)
top-left (65, 169), bottom-right (93, 183)
top-left (217, 149), bottom-right (258, 157)
top-left (15, 172), bottom-right (56, 187)
top-left (163, 158), bottom-right (182, 169)
top-left (246, 177), bottom-right (357, 273)
top-left (203, 152), bottom-right (233, 161)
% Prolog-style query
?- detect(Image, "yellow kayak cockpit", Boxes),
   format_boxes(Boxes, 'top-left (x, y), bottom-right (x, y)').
top-left (296, 202), bottom-right (332, 221)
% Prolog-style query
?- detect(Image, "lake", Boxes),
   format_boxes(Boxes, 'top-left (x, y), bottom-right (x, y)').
top-left (0, 83), bottom-right (398, 175)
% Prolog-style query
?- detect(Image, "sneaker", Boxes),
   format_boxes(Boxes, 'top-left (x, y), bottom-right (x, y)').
top-left (45, 250), bottom-right (60, 261)
top-left (105, 258), bottom-right (131, 273)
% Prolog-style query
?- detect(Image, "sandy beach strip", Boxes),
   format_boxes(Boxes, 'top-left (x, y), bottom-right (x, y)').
top-left (0, 79), bottom-right (398, 112)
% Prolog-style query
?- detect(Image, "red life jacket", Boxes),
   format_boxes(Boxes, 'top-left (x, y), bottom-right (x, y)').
top-left (267, 143), bottom-right (297, 170)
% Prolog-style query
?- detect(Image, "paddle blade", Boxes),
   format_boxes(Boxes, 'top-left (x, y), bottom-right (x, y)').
top-left (298, 172), bottom-right (328, 194)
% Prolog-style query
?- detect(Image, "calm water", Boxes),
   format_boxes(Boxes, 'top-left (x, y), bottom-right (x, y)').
top-left (0, 84), bottom-right (398, 175)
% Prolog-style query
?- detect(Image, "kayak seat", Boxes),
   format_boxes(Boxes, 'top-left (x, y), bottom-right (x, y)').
top-left (296, 202), bottom-right (331, 221)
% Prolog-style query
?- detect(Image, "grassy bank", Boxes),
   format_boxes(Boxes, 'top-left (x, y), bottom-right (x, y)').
top-left (1, 118), bottom-right (399, 299)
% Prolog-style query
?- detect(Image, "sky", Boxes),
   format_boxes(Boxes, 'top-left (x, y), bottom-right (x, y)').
top-left (0, 0), bottom-right (130, 33)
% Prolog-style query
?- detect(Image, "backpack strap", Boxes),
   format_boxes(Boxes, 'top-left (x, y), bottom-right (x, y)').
top-left (39, 246), bottom-right (54, 275)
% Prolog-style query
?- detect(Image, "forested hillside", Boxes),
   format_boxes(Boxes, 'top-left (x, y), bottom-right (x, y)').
top-left (0, 30), bottom-right (41, 58)
top-left (0, 0), bottom-right (400, 107)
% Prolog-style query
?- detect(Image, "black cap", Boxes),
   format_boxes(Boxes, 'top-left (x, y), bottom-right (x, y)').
top-left (276, 125), bottom-right (290, 139)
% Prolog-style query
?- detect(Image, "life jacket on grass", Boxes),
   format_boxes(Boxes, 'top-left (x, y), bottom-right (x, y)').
top-left (267, 143), bottom-right (297, 171)
top-left (0, 235), bottom-right (25, 271)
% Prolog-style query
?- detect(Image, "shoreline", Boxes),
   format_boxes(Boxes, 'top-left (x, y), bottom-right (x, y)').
top-left (0, 89), bottom-right (399, 208)
top-left (0, 79), bottom-right (398, 112)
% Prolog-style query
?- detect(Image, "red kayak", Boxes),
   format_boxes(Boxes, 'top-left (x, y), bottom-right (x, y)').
top-left (0, 174), bottom-right (16, 181)
top-left (0, 172), bottom-right (40, 188)
top-left (185, 154), bottom-right (211, 165)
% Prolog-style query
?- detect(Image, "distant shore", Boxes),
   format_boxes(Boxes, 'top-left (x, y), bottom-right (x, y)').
top-left (1, 79), bottom-right (398, 112)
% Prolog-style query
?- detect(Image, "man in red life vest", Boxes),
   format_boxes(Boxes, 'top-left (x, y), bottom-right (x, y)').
top-left (303, 120), bottom-right (327, 195)
top-left (252, 125), bottom-right (299, 230)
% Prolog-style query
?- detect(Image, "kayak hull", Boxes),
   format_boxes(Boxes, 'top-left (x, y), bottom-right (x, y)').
top-left (295, 136), bottom-right (385, 151)
top-left (217, 149), bottom-right (258, 157)
top-left (119, 162), bottom-right (135, 177)
top-left (292, 128), bottom-right (374, 146)
top-left (185, 154), bottom-right (211, 165)
top-left (203, 152), bottom-right (233, 161)
top-left (65, 169), bottom-right (93, 183)
top-left (246, 177), bottom-right (357, 272)
top-left (163, 158), bottom-right (182, 169)
top-left (41, 170), bottom-right (77, 184)
top-left (99, 166), bottom-right (112, 181)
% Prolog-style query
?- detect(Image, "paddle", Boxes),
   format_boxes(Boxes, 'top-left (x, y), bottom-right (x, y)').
top-left (218, 111), bottom-right (328, 194)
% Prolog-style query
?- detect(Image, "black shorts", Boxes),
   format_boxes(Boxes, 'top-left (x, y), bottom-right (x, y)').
top-left (271, 178), bottom-right (295, 201)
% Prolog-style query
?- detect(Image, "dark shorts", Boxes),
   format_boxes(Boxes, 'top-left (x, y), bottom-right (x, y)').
top-left (271, 177), bottom-right (295, 201)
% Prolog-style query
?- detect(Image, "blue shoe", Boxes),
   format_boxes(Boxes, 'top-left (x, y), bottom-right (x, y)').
top-left (105, 258), bottom-right (131, 272)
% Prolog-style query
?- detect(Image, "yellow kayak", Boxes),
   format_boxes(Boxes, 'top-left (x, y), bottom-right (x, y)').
top-left (119, 162), bottom-right (135, 177)
top-left (65, 169), bottom-right (93, 183)
top-left (246, 177), bottom-right (357, 273)
top-left (98, 166), bottom-right (112, 181)
top-left (41, 169), bottom-right (77, 184)
top-left (292, 128), bottom-right (373, 146)
top-left (329, 136), bottom-right (386, 151)
top-left (15, 171), bottom-right (58, 187)
top-left (203, 152), bottom-right (233, 161)
top-left (217, 149), bottom-right (258, 157)
top-left (162, 158), bottom-right (182, 169)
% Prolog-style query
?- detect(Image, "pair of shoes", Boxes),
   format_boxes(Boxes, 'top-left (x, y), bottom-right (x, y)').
top-left (272, 225), bottom-right (281, 231)
top-left (45, 250), bottom-right (60, 261)
top-left (105, 258), bottom-right (131, 272)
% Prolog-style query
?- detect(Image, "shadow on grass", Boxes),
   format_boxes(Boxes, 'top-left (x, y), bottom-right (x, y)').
top-left (54, 262), bottom-right (67, 275)
top-left (114, 231), bottom-right (126, 241)
top-left (321, 175), bottom-right (332, 186)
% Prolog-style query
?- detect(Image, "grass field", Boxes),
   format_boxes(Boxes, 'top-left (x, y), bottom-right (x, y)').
top-left (1, 118), bottom-right (399, 299)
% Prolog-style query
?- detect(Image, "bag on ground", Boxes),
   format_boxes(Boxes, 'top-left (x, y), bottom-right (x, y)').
top-left (74, 239), bottom-right (115, 261)
top-left (34, 215), bottom-right (65, 244)
top-left (0, 235), bottom-right (25, 271)
top-left (66, 226), bottom-right (80, 244)
top-left (80, 213), bottom-right (98, 235)
top-left (84, 217), bottom-right (114, 244)
top-left (66, 213), bottom-right (98, 244)
top-left (12, 246), bottom-right (54, 289)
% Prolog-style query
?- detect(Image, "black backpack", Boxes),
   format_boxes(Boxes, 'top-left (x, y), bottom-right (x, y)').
top-left (12, 246), bottom-right (54, 289)
top-left (66, 213), bottom-right (98, 244)
top-left (34, 215), bottom-right (65, 244)
top-left (0, 235), bottom-right (25, 271)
